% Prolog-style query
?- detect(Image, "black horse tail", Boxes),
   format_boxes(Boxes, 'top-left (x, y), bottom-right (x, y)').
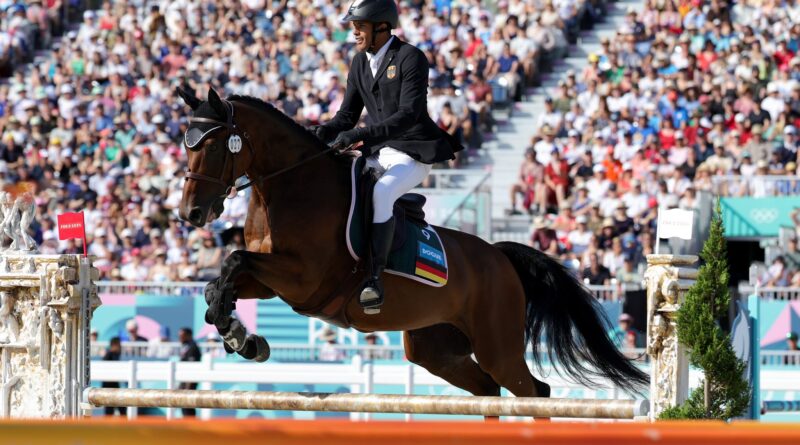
top-left (494, 241), bottom-right (649, 392)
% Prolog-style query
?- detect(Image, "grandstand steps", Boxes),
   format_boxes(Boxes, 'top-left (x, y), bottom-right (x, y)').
top-left (487, 0), bottom-right (642, 225)
top-left (256, 299), bottom-right (310, 344)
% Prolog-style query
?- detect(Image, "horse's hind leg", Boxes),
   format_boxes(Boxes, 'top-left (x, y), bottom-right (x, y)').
top-left (404, 324), bottom-right (500, 397)
top-left (466, 288), bottom-right (549, 400)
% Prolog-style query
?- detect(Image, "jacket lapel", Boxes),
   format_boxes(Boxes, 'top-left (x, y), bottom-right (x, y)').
top-left (371, 38), bottom-right (401, 91)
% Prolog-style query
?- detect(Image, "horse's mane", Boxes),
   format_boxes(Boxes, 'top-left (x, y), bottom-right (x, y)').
top-left (228, 95), bottom-right (329, 151)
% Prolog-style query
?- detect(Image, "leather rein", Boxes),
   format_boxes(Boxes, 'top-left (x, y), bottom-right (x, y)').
top-left (185, 99), bottom-right (335, 199)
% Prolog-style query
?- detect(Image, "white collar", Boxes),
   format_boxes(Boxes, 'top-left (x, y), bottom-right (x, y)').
top-left (366, 36), bottom-right (394, 63)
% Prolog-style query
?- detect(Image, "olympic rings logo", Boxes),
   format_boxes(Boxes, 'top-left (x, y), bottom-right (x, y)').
top-left (749, 208), bottom-right (779, 224)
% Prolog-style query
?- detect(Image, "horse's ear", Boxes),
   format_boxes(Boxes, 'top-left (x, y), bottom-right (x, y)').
top-left (207, 88), bottom-right (227, 119)
top-left (175, 86), bottom-right (201, 110)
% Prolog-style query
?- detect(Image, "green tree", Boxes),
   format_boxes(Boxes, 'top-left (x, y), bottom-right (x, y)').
top-left (660, 201), bottom-right (751, 419)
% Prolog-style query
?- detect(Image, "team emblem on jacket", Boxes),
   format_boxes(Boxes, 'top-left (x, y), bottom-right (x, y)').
top-left (387, 65), bottom-right (396, 79)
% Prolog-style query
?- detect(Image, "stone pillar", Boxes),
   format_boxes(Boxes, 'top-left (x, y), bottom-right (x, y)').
top-left (0, 254), bottom-right (99, 418)
top-left (644, 254), bottom-right (698, 419)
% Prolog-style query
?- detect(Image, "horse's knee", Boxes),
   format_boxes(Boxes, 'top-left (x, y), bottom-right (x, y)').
top-left (221, 251), bottom-right (246, 278)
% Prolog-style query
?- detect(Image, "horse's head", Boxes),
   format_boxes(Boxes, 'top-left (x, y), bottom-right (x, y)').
top-left (176, 87), bottom-right (254, 227)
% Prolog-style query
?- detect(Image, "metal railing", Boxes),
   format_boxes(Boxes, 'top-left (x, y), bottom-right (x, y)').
top-left (711, 175), bottom-right (800, 197)
top-left (97, 281), bottom-right (633, 302)
top-left (439, 170), bottom-right (492, 239)
top-left (738, 285), bottom-right (800, 301)
top-left (97, 281), bottom-right (206, 297)
top-left (760, 351), bottom-right (800, 366)
top-left (91, 341), bottom-right (653, 365)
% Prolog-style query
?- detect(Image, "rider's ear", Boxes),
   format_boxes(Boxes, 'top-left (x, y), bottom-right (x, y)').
top-left (207, 88), bottom-right (228, 119)
top-left (175, 86), bottom-right (201, 110)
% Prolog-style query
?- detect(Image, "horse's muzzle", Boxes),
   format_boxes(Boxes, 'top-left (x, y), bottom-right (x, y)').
top-left (187, 207), bottom-right (206, 227)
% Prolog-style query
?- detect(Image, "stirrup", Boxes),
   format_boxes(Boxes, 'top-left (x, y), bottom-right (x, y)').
top-left (359, 282), bottom-right (383, 315)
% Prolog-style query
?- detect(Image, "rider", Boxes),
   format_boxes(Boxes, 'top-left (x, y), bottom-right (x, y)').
top-left (312, 0), bottom-right (462, 314)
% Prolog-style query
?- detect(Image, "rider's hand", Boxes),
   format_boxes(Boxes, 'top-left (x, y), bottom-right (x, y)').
top-left (308, 125), bottom-right (334, 143)
top-left (329, 128), bottom-right (365, 154)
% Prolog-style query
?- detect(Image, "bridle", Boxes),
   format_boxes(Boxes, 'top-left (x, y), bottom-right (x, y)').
top-left (184, 99), bottom-right (335, 199)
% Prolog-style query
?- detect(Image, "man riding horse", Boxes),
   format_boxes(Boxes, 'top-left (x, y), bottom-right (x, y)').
top-left (311, 0), bottom-right (462, 314)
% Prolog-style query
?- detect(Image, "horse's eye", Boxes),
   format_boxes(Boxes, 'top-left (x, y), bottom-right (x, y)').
top-left (207, 141), bottom-right (218, 152)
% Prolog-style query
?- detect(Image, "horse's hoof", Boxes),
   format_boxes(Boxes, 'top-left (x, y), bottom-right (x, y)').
top-left (534, 381), bottom-right (551, 398)
top-left (238, 334), bottom-right (271, 362)
top-left (250, 335), bottom-right (271, 362)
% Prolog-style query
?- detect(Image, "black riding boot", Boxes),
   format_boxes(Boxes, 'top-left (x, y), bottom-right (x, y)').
top-left (359, 217), bottom-right (395, 314)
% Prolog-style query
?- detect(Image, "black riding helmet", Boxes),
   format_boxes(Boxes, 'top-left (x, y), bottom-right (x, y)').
top-left (341, 0), bottom-right (399, 29)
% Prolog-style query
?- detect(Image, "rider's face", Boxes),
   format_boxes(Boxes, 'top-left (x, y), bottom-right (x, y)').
top-left (351, 20), bottom-right (372, 52)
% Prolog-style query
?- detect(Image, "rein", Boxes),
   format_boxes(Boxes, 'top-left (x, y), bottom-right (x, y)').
top-left (185, 99), bottom-right (336, 197)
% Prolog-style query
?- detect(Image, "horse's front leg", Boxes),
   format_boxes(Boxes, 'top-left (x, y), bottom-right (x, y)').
top-left (204, 250), bottom-right (303, 362)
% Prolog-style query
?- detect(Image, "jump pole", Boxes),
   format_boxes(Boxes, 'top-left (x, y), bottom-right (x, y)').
top-left (84, 388), bottom-right (648, 419)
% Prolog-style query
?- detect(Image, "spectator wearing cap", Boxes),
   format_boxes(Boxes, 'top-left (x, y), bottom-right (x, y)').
top-left (536, 97), bottom-right (563, 131)
top-left (318, 327), bottom-right (344, 362)
top-left (533, 125), bottom-right (560, 166)
top-left (596, 217), bottom-right (618, 251)
top-left (361, 332), bottom-right (390, 360)
top-left (530, 216), bottom-right (559, 256)
top-left (585, 164), bottom-right (610, 202)
top-left (566, 215), bottom-right (592, 255)
top-left (607, 313), bottom-right (643, 349)
top-left (612, 201), bottom-right (634, 234)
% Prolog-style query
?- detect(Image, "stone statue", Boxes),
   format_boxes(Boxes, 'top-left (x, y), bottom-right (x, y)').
top-left (0, 192), bottom-right (11, 251)
top-left (0, 291), bottom-right (19, 343)
top-left (17, 194), bottom-right (37, 252)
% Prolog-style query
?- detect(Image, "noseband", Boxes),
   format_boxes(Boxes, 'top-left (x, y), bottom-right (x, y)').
top-left (184, 99), bottom-right (336, 198)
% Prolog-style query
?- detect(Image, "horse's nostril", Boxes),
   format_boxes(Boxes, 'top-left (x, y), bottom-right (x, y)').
top-left (188, 208), bottom-right (204, 225)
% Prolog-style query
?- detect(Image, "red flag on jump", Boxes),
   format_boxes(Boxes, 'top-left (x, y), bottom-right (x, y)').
top-left (57, 211), bottom-right (87, 256)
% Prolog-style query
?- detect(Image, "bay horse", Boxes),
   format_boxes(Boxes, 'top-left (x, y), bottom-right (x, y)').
top-left (176, 87), bottom-right (648, 402)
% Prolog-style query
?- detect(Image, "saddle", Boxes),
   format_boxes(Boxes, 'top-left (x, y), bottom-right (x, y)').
top-left (292, 155), bottom-right (449, 329)
top-left (358, 163), bottom-right (428, 252)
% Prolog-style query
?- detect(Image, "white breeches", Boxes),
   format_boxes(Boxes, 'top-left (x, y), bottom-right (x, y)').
top-left (366, 147), bottom-right (432, 223)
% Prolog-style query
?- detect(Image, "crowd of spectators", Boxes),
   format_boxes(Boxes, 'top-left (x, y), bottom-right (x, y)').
top-left (514, 0), bottom-right (800, 284)
top-left (0, 0), bottom-right (592, 281)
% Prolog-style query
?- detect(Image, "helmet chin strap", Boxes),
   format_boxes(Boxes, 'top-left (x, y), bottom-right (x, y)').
top-left (368, 23), bottom-right (390, 53)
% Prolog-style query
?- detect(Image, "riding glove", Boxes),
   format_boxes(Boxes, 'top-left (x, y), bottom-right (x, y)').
top-left (309, 125), bottom-right (335, 143)
top-left (330, 128), bottom-right (367, 153)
